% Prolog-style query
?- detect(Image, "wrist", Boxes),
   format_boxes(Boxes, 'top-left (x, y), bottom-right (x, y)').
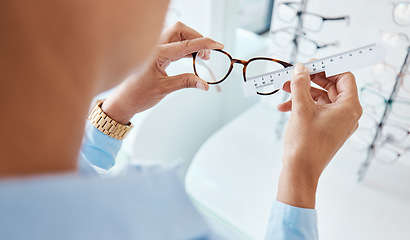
top-left (276, 163), bottom-right (319, 209)
top-left (101, 98), bottom-right (134, 125)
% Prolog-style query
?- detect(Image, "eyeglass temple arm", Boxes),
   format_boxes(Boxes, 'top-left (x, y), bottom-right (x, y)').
top-left (323, 15), bottom-right (351, 25)
top-left (281, 1), bottom-right (299, 8)
top-left (196, 58), bottom-right (222, 92)
top-left (196, 58), bottom-right (217, 83)
top-left (318, 41), bottom-right (340, 49)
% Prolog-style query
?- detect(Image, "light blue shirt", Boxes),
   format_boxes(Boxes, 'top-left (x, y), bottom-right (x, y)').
top-left (0, 122), bottom-right (318, 240)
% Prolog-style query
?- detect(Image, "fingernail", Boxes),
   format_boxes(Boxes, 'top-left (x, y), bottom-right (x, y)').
top-left (196, 82), bottom-right (206, 91)
top-left (293, 63), bottom-right (306, 75)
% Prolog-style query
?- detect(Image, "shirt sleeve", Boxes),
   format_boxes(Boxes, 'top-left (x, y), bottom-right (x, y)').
top-left (79, 121), bottom-right (123, 173)
top-left (265, 200), bottom-right (318, 240)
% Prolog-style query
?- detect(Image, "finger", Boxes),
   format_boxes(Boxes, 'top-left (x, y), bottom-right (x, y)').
top-left (158, 38), bottom-right (224, 66)
top-left (160, 22), bottom-right (204, 44)
top-left (311, 74), bottom-right (335, 91)
top-left (306, 58), bottom-right (325, 81)
top-left (290, 64), bottom-right (315, 109)
top-left (182, 50), bottom-right (210, 60)
top-left (277, 99), bottom-right (292, 112)
top-left (330, 72), bottom-right (359, 98)
top-left (164, 73), bottom-right (209, 93)
top-left (308, 58), bottom-right (332, 90)
top-left (310, 87), bottom-right (331, 105)
top-left (283, 81), bottom-right (291, 93)
top-left (283, 81), bottom-right (330, 105)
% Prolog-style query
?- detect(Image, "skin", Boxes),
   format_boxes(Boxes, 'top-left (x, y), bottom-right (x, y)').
top-left (0, 0), bottom-right (171, 177)
top-left (102, 22), bottom-right (223, 124)
top-left (0, 1), bottom-right (362, 211)
top-left (277, 64), bottom-right (362, 208)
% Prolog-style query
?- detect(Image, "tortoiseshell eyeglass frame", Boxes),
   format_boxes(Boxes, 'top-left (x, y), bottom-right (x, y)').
top-left (192, 49), bottom-right (293, 95)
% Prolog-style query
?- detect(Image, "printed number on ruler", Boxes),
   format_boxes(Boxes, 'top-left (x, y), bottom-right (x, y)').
top-left (242, 43), bottom-right (386, 97)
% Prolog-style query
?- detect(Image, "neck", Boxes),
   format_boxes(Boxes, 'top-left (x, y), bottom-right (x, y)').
top-left (0, 2), bottom-right (100, 178)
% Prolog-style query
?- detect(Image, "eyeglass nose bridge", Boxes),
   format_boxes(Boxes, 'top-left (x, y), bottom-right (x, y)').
top-left (231, 59), bottom-right (250, 82)
top-left (232, 59), bottom-right (248, 66)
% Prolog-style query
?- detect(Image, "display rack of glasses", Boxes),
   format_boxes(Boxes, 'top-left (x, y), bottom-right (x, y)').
top-left (355, 1), bottom-right (410, 181)
top-left (357, 45), bottom-right (410, 181)
top-left (270, 0), bottom-right (350, 138)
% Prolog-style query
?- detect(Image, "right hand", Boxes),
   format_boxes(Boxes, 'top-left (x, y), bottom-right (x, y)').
top-left (101, 22), bottom-right (223, 124)
top-left (276, 63), bottom-right (362, 208)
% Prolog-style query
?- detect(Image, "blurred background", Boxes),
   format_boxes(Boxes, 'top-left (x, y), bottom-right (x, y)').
top-left (109, 0), bottom-right (410, 239)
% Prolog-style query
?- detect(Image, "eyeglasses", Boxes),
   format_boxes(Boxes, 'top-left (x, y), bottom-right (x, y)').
top-left (372, 62), bottom-right (410, 93)
top-left (360, 83), bottom-right (410, 119)
top-left (270, 27), bottom-right (339, 55)
top-left (192, 49), bottom-right (293, 95)
top-left (393, 1), bottom-right (410, 26)
top-left (349, 112), bottom-right (410, 164)
top-left (350, 131), bottom-right (409, 164)
top-left (372, 141), bottom-right (409, 164)
top-left (358, 6), bottom-right (410, 181)
top-left (381, 31), bottom-right (410, 52)
top-left (354, 112), bottom-right (410, 145)
top-left (277, 1), bottom-right (350, 31)
top-left (373, 31), bottom-right (410, 94)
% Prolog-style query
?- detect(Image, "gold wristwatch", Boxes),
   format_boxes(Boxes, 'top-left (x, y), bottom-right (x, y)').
top-left (88, 101), bottom-right (133, 140)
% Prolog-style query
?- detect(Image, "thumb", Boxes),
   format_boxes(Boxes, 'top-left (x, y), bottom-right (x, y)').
top-left (158, 38), bottom-right (224, 64)
top-left (291, 63), bottom-right (314, 109)
top-left (165, 73), bottom-right (209, 93)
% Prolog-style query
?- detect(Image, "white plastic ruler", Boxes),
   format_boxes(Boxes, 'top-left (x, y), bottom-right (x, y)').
top-left (242, 43), bottom-right (387, 97)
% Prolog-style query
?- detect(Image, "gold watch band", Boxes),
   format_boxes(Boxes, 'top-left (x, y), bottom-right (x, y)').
top-left (88, 101), bottom-right (133, 140)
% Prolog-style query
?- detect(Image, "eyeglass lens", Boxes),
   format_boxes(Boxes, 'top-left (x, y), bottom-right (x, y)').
top-left (393, 2), bottom-right (410, 26)
top-left (194, 50), bottom-right (231, 84)
top-left (402, 73), bottom-right (410, 92)
top-left (374, 143), bottom-right (402, 164)
top-left (277, 4), bottom-right (323, 31)
top-left (273, 30), bottom-right (319, 55)
top-left (372, 63), bottom-right (397, 84)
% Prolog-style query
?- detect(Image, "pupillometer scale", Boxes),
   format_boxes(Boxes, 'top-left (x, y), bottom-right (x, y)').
top-left (242, 43), bottom-right (387, 97)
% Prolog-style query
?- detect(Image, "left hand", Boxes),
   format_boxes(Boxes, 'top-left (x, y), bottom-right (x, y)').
top-left (276, 64), bottom-right (362, 209)
top-left (101, 22), bottom-right (224, 124)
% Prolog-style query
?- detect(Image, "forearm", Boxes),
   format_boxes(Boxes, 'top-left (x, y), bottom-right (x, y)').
top-left (276, 163), bottom-right (319, 209)
top-left (265, 163), bottom-right (319, 240)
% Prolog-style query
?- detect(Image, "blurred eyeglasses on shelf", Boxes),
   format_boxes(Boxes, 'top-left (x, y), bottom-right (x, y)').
top-left (380, 31), bottom-right (409, 51)
top-left (351, 133), bottom-right (410, 164)
top-left (372, 141), bottom-right (409, 164)
top-left (360, 83), bottom-right (410, 119)
top-left (349, 112), bottom-right (410, 164)
top-left (372, 62), bottom-right (410, 93)
top-left (270, 27), bottom-right (339, 55)
top-left (277, 1), bottom-right (350, 31)
top-left (192, 49), bottom-right (293, 95)
top-left (392, 1), bottom-right (410, 26)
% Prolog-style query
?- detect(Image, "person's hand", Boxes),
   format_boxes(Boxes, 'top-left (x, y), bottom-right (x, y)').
top-left (101, 22), bottom-right (224, 124)
top-left (276, 63), bottom-right (362, 209)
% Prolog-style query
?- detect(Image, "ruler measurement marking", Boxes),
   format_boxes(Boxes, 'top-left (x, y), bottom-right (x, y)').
top-left (245, 43), bottom-right (384, 92)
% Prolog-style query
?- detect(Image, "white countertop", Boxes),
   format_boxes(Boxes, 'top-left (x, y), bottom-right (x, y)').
top-left (186, 100), bottom-right (410, 240)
